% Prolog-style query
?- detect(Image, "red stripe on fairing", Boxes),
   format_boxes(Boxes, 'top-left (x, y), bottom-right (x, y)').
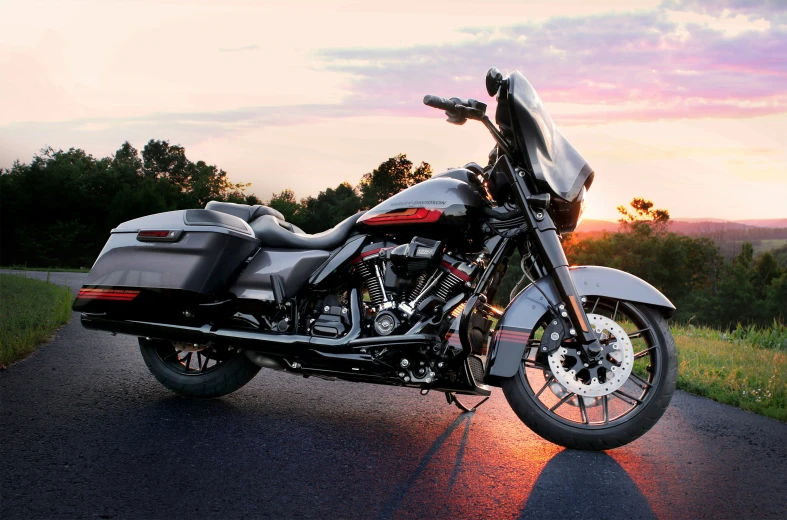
top-left (496, 336), bottom-right (530, 343)
top-left (444, 331), bottom-right (462, 347)
top-left (494, 329), bottom-right (531, 344)
top-left (440, 260), bottom-right (473, 282)
top-left (496, 329), bottom-right (529, 335)
top-left (361, 207), bottom-right (443, 225)
top-left (496, 331), bottom-right (530, 338)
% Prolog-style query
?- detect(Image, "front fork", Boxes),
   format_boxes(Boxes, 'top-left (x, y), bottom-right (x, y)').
top-left (499, 157), bottom-right (603, 360)
top-left (535, 226), bottom-right (602, 357)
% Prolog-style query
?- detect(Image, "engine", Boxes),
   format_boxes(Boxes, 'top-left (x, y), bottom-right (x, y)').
top-left (355, 237), bottom-right (481, 336)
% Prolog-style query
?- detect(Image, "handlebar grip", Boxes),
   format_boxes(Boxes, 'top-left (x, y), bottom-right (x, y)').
top-left (423, 95), bottom-right (456, 111)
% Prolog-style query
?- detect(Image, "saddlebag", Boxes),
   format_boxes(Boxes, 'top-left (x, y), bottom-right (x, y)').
top-left (73, 209), bottom-right (260, 317)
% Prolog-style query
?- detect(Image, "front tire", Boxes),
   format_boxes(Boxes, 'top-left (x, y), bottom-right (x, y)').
top-left (502, 301), bottom-right (677, 450)
top-left (139, 338), bottom-right (261, 399)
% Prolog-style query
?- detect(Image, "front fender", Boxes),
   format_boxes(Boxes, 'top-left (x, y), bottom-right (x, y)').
top-left (486, 266), bottom-right (674, 381)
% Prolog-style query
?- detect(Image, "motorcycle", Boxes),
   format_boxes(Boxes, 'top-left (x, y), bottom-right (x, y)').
top-left (74, 68), bottom-right (677, 450)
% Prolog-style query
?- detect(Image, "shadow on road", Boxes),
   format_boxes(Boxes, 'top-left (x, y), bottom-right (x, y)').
top-left (375, 409), bottom-right (656, 520)
top-left (377, 413), bottom-right (474, 520)
top-left (518, 450), bottom-right (656, 519)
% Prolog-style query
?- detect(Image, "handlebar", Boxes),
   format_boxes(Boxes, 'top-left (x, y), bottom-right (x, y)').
top-left (423, 95), bottom-right (456, 111)
top-left (423, 92), bottom-right (514, 158)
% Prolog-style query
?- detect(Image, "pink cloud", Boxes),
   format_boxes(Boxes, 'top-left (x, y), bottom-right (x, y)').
top-left (315, 2), bottom-right (787, 123)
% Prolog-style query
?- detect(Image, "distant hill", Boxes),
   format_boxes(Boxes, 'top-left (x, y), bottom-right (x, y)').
top-left (577, 218), bottom-right (787, 234)
top-left (574, 218), bottom-right (787, 257)
top-left (575, 219), bottom-right (619, 233)
top-left (735, 219), bottom-right (787, 228)
top-left (670, 220), bottom-right (754, 234)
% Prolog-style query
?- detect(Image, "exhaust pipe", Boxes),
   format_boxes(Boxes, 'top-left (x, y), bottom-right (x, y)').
top-left (244, 351), bottom-right (286, 370)
top-left (80, 313), bottom-right (438, 352)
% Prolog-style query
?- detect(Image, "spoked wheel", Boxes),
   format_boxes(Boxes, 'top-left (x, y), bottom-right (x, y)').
top-left (139, 338), bottom-right (261, 398)
top-left (502, 299), bottom-right (677, 450)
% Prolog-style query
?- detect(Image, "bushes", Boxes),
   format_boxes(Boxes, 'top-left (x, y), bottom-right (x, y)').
top-left (0, 142), bottom-right (253, 268)
top-left (563, 222), bottom-right (786, 330)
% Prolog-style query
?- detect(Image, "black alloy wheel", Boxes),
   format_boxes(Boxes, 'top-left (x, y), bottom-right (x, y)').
top-left (502, 299), bottom-right (677, 450)
top-left (139, 338), bottom-right (261, 398)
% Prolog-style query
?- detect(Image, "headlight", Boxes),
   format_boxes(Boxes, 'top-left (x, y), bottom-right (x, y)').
top-left (576, 187), bottom-right (587, 228)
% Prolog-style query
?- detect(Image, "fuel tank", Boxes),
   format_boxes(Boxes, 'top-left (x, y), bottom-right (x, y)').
top-left (356, 173), bottom-right (487, 245)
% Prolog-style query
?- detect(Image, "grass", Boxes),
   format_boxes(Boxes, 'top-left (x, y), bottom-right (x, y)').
top-left (672, 323), bottom-right (786, 421)
top-left (0, 273), bottom-right (74, 367)
top-left (1, 265), bottom-right (90, 273)
top-left (674, 320), bottom-right (787, 351)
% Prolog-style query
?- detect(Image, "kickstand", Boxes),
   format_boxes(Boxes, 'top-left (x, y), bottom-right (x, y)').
top-left (445, 392), bottom-right (490, 413)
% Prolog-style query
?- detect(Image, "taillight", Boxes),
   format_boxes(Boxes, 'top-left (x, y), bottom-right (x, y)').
top-left (77, 288), bottom-right (140, 301)
top-left (137, 230), bottom-right (183, 242)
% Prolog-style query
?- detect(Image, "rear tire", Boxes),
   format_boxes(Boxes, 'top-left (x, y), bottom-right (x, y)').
top-left (139, 338), bottom-right (261, 398)
top-left (502, 302), bottom-right (677, 450)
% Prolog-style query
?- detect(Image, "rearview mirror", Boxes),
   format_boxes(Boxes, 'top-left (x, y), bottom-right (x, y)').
top-left (486, 68), bottom-right (504, 96)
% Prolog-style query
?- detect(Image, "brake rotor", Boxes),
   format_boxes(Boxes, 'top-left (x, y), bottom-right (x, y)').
top-left (547, 313), bottom-right (634, 398)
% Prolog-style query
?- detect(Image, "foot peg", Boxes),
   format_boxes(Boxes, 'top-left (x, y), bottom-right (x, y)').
top-left (445, 392), bottom-right (490, 413)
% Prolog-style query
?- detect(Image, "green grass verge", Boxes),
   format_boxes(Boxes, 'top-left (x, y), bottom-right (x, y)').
top-left (1, 265), bottom-right (90, 273)
top-left (673, 325), bottom-right (786, 421)
top-left (0, 274), bottom-right (74, 366)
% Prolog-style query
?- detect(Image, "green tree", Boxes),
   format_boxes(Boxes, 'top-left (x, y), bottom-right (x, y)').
top-left (358, 154), bottom-right (432, 209)
top-left (764, 273), bottom-right (787, 321)
top-left (0, 140), bottom-right (253, 267)
top-left (617, 197), bottom-right (670, 232)
top-left (186, 160), bottom-right (250, 207)
top-left (141, 139), bottom-right (190, 187)
top-left (267, 189), bottom-right (300, 222)
top-left (295, 182), bottom-right (361, 233)
top-left (771, 245), bottom-right (787, 270)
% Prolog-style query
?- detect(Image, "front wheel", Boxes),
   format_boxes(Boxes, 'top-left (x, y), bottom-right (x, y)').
top-left (139, 338), bottom-right (261, 398)
top-left (502, 300), bottom-right (677, 450)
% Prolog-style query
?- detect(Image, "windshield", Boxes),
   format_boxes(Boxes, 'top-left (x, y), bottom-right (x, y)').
top-left (505, 71), bottom-right (593, 201)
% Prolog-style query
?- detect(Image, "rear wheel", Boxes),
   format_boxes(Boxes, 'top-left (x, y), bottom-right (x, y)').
top-left (502, 300), bottom-right (677, 450)
top-left (139, 338), bottom-right (261, 398)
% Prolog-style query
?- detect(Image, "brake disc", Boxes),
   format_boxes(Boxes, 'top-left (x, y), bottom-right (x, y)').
top-left (547, 313), bottom-right (634, 398)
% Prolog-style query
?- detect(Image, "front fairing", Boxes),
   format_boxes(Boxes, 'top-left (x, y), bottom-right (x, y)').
top-left (501, 72), bottom-right (594, 203)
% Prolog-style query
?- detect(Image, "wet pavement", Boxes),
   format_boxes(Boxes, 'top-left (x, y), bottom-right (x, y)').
top-left (1, 271), bottom-right (786, 519)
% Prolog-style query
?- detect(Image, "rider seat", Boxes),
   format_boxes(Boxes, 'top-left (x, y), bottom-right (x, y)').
top-left (205, 201), bottom-right (285, 223)
top-left (250, 212), bottom-right (365, 250)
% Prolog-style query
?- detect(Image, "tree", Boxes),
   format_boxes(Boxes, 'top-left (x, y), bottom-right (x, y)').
top-left (0, 140), bottom-right (252, 267)
top-left (141, 139), bottom-right (190, 187)
top-left (186, 160), bottom-right (250, 207)
top-left (267, 189), bottom-right (300, 222)
top-left (617, 197), bottom-right (670, 232)
top-left (771, 245), bottom-right (787, 270)
top-left (358, 154), bottom-right (432, 209)
top-left (111, 141), bottom-right (143, 176)
top-left (295, 182), bottom-right (361, 233)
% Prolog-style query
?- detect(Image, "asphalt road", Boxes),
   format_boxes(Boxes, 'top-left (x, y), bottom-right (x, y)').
top-left (1, 271), bottom-right (786, 519)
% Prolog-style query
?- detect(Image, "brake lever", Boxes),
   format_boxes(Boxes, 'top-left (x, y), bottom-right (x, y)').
top-left (446, 103), bottom-right (486, 125)
top-left (445, 108), bottom-right (468, 125)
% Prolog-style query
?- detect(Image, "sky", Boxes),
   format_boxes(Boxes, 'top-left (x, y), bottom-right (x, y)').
top-left (1, 0), bottom-right (785, 220)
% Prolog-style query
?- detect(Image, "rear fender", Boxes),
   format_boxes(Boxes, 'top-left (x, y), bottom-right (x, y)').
top-left (486, 266), bottom-right (674, 380)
